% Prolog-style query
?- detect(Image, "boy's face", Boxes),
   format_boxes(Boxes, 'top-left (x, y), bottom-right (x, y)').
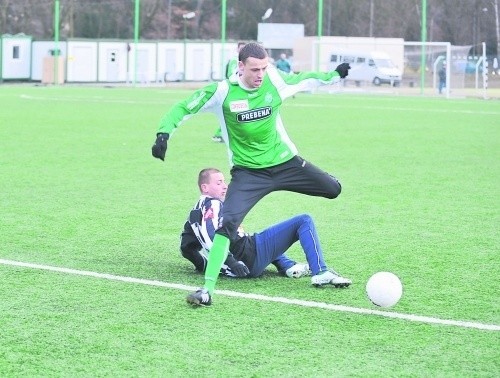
top-left (239, 57), bottom-right (269, 88)
top-left (201, 172), bottom-right (227, 200)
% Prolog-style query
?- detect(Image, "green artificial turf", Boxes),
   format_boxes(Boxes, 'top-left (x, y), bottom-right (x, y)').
top-left (0, 85), bottom-right (498, 377)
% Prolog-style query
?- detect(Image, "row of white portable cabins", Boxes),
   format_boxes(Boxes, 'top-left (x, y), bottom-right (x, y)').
top-left (1, 34), bottom-right (238, 82)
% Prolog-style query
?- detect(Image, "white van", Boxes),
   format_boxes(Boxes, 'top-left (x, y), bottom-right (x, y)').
top-left (328, 51), bottom-right (402, 86)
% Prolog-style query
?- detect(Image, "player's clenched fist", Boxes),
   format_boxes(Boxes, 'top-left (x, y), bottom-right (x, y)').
top-left (152, 133), bottom-right (169, 161)
top-left (334, 63), bottom-right (351, 79)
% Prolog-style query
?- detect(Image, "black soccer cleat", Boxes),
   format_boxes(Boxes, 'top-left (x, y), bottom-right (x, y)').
top-left (186, 288), bottom-right (212, 307)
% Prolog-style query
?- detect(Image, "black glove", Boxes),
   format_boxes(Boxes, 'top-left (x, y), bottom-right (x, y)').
top-left (151, 133), bottom-right (169, 161)
top-left (227, 259), bottom-right (250, 278)
top-left (335, 63), bottom-right (351, 79)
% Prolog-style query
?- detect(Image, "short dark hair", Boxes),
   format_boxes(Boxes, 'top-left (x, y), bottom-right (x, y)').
top-left (239, 42), bottom-right (267, 63)
top-left (198, 168), bottom-right (221, 190)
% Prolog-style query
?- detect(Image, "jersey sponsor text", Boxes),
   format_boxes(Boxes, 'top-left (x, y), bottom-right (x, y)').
top-left (237, 106), bottom-right (272, 123)
top-left (229, 100), bottom-right (249, 112)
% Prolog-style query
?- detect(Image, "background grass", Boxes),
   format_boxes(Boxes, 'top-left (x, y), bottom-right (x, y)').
top-left (0, 85), bottom-right (499, 377)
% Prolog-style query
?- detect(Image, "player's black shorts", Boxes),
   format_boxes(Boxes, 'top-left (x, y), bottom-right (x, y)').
top-left (217, 155), bottom-right (341, 240)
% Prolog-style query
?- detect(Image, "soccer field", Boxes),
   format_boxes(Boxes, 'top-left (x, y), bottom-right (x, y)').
top-left (0, 85), bottom-right (499, 376)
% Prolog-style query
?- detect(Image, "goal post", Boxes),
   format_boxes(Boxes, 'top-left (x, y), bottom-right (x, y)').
top-left (403, 41), bottom-right (488, 99)
top-left (303, 38), bottom-right (487, 98)
top-left (403, 42), bottom-right (451, 98)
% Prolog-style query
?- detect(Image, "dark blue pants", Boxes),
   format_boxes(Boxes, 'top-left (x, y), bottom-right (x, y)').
top-left (250, 214), bottom-right (328, 277)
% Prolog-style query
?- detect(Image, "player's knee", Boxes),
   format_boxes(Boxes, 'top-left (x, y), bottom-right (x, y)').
top-left (327, 175), bottom-right (342, 198)
top-left (297, 213), bottom-right (313, 224)
top-left (296, 213), bottom-right (317, 235)
top-left (297, 213), bottom-right (315, 230)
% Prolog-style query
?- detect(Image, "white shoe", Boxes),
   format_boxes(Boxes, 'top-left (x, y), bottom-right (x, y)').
top-left (311, 270), bottom-right (351, 288)
top-left (285, 263), bottom-right (310, 278)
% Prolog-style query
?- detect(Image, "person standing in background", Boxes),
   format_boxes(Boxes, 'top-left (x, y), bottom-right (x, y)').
top-left (275, 53), bottom-right (292, 73)
top-left (438, 64), bottom-right (446, 94)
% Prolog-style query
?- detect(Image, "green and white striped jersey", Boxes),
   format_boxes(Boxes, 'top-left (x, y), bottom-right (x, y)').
top-left (157, 68), bottom-right (341, 168)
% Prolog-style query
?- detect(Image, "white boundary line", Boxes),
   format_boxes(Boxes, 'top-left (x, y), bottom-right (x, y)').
top-left (1, 258), bottom-right (499, 332)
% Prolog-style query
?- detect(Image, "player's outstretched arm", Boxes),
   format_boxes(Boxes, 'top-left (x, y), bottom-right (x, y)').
top-left (151, 82), bottom-right (223, 161)
top-left (269, 63), bottom-right (351, 98)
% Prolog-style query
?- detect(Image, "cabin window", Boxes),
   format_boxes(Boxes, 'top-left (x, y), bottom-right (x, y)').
top-left (13, 46), bottom-right (20, 59)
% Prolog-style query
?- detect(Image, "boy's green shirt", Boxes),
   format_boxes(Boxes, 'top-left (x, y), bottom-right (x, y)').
top-left (158, 68), bottom-right (340, 168)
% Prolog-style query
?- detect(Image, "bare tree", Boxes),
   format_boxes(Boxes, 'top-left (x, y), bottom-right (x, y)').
top-left (0, 0), bottom-right (496, 56)
top-left (494, 0), bottom-right (500, 56)
top-left (0, 0), bottom-right (13, 35)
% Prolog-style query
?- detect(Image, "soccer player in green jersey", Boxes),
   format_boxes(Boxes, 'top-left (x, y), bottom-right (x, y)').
top-left (151, 42), bottom-right (351, 307)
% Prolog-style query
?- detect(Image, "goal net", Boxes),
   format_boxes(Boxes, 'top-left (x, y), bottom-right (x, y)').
top-left (302, 38), bottom-right (487, 98)
top-left (402, 42), bottom-right (482, 98)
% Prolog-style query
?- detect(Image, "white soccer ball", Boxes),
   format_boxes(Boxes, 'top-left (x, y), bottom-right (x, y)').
top-left (366, 272), bottom-right (403, 308)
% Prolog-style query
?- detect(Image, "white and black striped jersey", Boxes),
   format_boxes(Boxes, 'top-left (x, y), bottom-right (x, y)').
top-left (180, 195), bottom-right (256, 275)
top-left (188, 196), bottom-right (222, 251)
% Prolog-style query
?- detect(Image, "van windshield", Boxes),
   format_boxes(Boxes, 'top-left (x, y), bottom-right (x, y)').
top-left (374, 59), bottom-right (396, 68)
